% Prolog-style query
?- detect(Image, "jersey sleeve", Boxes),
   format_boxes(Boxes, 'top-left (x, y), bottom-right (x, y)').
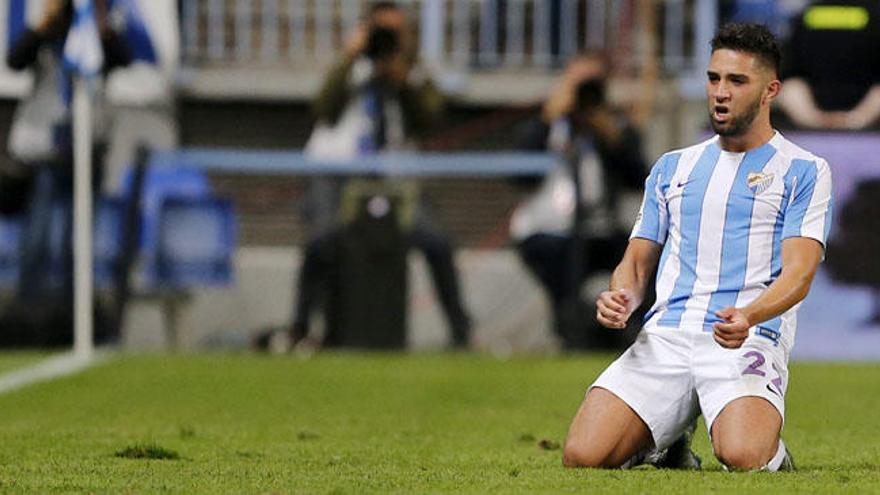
top-left (782, 158), bottom-right (833, 248)
top-left (630, 153), bottom-right (670, 244)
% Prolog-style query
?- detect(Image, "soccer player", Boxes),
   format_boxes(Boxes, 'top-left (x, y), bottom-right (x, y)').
top-left (562, 23), bottom-right (833, 471)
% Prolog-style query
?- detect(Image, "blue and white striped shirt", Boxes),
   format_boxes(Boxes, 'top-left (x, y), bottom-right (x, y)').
top-left (631, 132), bottom-right (833, 349)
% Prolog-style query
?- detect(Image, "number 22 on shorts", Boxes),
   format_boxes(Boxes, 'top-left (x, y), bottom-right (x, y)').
top-left (742, 350), bottom-right (784, 396)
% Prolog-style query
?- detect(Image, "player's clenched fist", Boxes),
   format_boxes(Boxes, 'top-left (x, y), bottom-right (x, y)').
top-left (712, 306), bottom-right (751, 349)
top-left (596, 288), bottom-right (639, 330)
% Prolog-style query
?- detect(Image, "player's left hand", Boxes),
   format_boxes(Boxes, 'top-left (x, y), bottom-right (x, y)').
top-left (713, 306), bottom-right (751, 349)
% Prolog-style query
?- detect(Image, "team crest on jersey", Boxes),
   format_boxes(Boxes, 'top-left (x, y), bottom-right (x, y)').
top-left (747, 172), bottom-right (774, 195)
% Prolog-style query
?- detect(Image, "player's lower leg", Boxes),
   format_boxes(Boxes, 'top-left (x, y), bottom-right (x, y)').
top-left (563, 388), bottom-right (653, 468)
top-left (644, 421), bottom-right (702, 470)
top-left (620, 421), bottom-right (702, 470)
top-left (712, 396), bottom-right (783, 470)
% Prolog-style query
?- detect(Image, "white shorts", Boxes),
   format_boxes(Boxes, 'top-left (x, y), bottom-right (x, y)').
top-left (591, 325), bottom-right (789, 450)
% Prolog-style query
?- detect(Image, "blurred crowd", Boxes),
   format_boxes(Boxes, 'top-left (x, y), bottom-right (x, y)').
top-left (1, 0), bottom-right (879, 351)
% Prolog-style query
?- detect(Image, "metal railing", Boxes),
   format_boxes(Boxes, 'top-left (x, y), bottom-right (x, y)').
top-left (180, 0), bottom-right (717, 75)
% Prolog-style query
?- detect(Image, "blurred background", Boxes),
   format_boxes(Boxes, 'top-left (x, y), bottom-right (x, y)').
top-left (0, 0), bottom-right (878, 360)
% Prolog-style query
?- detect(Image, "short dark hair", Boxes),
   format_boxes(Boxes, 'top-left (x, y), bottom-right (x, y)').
top-left (369, 1), bottom-right (400, 16)
top-left (710, 23), bottom-right (781, 76)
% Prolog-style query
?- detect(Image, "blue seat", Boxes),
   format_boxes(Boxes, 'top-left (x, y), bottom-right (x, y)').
top-left (93, 198), bottom-right (126, 287)
top-left (44, 199), bottom-right (127, 290)
top-left (154, 196), bottom-right (236, 288)
top-left (0, 198), bottom-right (124, 290)
top-left (0, 217), bottom-right (22, 288)
top-left (121, 162), bottom-right (213, 286)
top-left (43, 205), bottom-right (68, 290)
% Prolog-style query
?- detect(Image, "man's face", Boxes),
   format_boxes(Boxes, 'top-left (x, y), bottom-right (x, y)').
top-left (706, 49), bottom-right (774, 136)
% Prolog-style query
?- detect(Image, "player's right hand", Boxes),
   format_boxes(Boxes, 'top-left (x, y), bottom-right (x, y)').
top-left (596, 289), bottom-right (634, 329)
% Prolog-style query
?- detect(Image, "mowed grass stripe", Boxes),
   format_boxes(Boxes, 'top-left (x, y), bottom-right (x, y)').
top-left (0, 353), bottom-right (876, 493)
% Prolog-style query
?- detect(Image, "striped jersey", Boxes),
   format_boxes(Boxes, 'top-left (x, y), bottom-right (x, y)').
top-left (631, 132), bottom-right (833, 350)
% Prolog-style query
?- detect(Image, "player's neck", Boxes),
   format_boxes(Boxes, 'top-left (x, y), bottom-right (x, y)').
top-left (718, 119), bottom-right (775, 153)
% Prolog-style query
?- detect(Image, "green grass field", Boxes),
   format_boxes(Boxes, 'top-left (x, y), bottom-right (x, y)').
top-left (0, 352), bottom-right (878, 493)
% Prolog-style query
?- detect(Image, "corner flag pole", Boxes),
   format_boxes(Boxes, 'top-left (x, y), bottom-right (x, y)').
top-left (72, 78), bottom-right (94, 358)
top-left (65, 0), bottom-right (104, 359)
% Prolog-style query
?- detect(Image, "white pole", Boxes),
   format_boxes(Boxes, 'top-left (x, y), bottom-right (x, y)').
top-left (73, 77), bottom-right (94, 358)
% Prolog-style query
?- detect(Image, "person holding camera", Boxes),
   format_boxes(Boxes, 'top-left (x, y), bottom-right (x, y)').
top-left (510, 53), bottom-right (648, 350)
top-left (310, 1), bottom-right (441, 145)
top-left (1, 0), bottom-right (130, 344)
top-left (288, 2), bottom-right (471, 350)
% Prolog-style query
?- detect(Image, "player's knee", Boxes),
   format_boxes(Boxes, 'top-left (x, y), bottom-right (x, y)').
top-left (562, 440), bottom-right (613, 468)
top-left (714, 441), bottom-right (772, 471)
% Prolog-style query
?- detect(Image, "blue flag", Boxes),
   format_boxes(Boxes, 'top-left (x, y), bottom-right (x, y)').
top-left (63, 0), bottom-right (104, 78)
top-left (112, 0), bottom-right (157, 63)
top-left (6, 0), bottom-right (27, 51)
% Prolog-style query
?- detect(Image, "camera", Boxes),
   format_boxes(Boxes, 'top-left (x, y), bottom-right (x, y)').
top-left (574, 79), bottom-right (606, 113)
top-left (364, 26), bottom-right (400, 61)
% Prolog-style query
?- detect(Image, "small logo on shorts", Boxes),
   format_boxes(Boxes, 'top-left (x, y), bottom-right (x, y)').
top-left (747, 172), bottom-right (774, 195)
top-left (765, 383), bottom-right (781, 397)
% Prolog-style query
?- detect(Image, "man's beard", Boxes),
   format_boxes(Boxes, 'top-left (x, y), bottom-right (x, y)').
top-left (710, 95), bottom-right (762, 136)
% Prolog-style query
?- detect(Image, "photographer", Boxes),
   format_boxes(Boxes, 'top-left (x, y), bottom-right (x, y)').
top-left (511, 53), bottom-right (647, 350)
top-left (310, 2), bottom-right (441, 148)
top-left (287, 2), bottom-right (471, 350)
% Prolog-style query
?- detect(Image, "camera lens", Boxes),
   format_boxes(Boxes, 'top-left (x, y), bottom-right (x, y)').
top-left (365, 27), bottom-right (400, 60)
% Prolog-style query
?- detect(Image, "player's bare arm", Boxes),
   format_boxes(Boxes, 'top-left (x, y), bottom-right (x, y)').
top-left (596, 238), bottom-right (662, 329)
top-left (713, 237), bottom-right (824, 348)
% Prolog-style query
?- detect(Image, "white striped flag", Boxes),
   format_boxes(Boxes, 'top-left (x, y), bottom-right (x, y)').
top-left (63, 0), bottom-right (104, 79)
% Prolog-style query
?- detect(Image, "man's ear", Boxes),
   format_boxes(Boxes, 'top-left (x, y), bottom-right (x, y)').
top-left (764, 79), bottom-right (781, 105)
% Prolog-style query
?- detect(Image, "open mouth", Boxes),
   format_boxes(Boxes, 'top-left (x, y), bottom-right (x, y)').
top-left (713, 105), bottom-right (730, 123)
